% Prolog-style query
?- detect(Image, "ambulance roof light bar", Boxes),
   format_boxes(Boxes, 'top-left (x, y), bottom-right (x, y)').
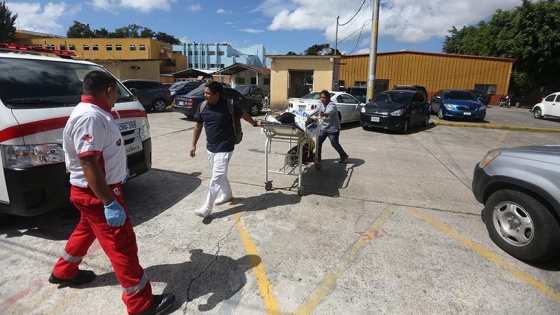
top-left (0, 43), bottom-right (76, 58)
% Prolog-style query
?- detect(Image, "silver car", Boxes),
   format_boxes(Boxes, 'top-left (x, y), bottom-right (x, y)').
top-left (287, 91), bottom-right (365, 123)
top-left (472, 145), bottom-right (560, 262)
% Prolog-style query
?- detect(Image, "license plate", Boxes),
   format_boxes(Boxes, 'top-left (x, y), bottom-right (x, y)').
top-left (178, 101), bottom-right (184, 106)
top-left (371, 116), bottom-right (380, 122)
top-left (463, 112), bottom-right (472, 116)
top-left (125, 142), bottom-right (143, 155)
top-left (118, 120), bottom-right (137, 132)
top-left (299, 105), bottom-right (307, 110)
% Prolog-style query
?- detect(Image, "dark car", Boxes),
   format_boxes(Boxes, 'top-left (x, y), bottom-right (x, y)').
top-left (359, 90), bottom-right (430, 133)
top-left (234, 84), bottom-right (268, 102)
top-left (468, 89), bottom-right (490, 106)
top-left (121, 79), bottom-right (171, 112)
top-left (430, 89), bottom-right (486, 121)
top-left (472, 145), bottom-right (560, 262)
top-left (346, 86), bottom-right (367, 103)
top-left (169, 81), bottom-right (203, 103)
top-left (392, 85), bottom-right (428, 99)
top-left (173, 84), bottom-right (263, 118)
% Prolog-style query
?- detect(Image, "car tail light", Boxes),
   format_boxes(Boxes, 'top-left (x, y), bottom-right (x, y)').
top-left (187, 99), bottom-right (194, 108)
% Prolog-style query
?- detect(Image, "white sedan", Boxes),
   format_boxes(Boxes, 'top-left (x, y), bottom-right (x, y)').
top-left (288, 91), bottom-right (365, 123)
top-left (532, 92), bottom-right (560, 119)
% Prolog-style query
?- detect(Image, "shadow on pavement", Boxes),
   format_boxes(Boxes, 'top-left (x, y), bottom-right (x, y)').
top-left (0, 169), bottom-right (201, 239)
top-left (301, 158), bottom-right (365, 197)
top-left (86, 249), bottom-right (261, 312)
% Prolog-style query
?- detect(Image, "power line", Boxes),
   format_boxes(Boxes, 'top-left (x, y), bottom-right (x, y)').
top-left (338, 0), bottom-right (368, 26)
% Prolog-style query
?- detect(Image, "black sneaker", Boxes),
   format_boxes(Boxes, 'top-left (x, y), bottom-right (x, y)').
top-left (139, 293), bottom-right (175, 315)
top-left (338, 155), bottom-right (349, 163)
top-left (49, 270), bottom-right (96, 286)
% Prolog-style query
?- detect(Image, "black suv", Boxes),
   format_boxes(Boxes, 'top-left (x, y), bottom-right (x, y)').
top-left (346, 86), bottom-right (367, 103)
top-left (393, 85), bottom-right (428, 99)
top-left (121, 79), bottom-right (171, 112)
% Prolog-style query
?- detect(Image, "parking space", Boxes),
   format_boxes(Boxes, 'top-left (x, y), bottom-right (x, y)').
top-left (1, 109), bottom-right (559, 314)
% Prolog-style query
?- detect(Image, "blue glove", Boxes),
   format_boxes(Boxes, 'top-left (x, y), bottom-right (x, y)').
top-left (121, 168), bottom-right (130, 184)
top-left (104, 200), bottom-right (126, 227)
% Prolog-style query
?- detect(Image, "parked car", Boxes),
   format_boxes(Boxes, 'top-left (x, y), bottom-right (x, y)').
top-left (121, 79), bottom-right (171, 112)
top-left (472, 145), bottom-right (560, 262)
top-left (430, 89), bottom-right (486, 121)
top-left (392, 85), bottom-right (428, 98)
top-left (531, 92), bottom-right (560, 119)
top-left (287, 91), bottom-right (364, 123)
top-left (169, 81), bottom-right (203, 103)
top-left (173, 84), bottom-right (262, 118)
top-left (468, 89), bottom-right (490, 106)
top-left (346, 86), bottom-right (368, 103)
top-left (234, 84), bottom-right (269, 102)
top-left (359, 90), bottom-right (430, 133)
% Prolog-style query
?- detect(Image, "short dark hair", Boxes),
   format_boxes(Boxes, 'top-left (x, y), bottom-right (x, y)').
top-left (83, 70), bottom-right (117, 97)
top-left (205, 81), bottom-right (225, 97)
top-left (320, 90), bottom-right (330, 98)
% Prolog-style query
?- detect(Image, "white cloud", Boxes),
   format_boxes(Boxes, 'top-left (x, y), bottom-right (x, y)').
top-left (120, 0), bottom-right (176, 13)
top-left (91, 0), bottom-right (118, 12)
top-left (216, 8), bottom-right (232, 15)
top-left (263, 0), bottom-right (528, 45)
top-left (188, 4), bottom-right (201, 12)
top-left (242, 28), bottom-right (264, 34)
top-left (6, 2), bottom-right (80, 35)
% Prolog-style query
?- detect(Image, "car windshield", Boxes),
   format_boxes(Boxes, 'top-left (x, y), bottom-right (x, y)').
top-left (235, 85), bottom-right (251, 95)
top-left (0, 58), bottom-right (133, 108)
top-left (186, 83), bottom-right (206, 97)
top-left (445, 91), bottom-right (476, 101)
top-left (374, 92), bottom-right (412, 104)
top-left (300, 92), bottom-right (334, 100)
top-left (170, 81), bottom-right (187, 89)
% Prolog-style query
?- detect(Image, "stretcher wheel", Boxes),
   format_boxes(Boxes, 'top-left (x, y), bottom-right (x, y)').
top-left (265, 181), bottom-right (272, 191)
top-left (315, 162), bottom-right (322, 170)
top-left (298, 187), bottom-right (306, 196)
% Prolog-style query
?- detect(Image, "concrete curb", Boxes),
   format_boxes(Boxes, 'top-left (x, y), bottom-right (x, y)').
top-left (432, 120), bottom-right (560, 133)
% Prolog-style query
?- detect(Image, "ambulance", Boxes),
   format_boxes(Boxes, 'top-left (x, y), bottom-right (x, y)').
top-left (0, 44), bottom-right (152, 216)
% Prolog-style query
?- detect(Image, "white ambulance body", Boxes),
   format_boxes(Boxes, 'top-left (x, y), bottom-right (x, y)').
top-left (0, 51), bottom-right (152, 216)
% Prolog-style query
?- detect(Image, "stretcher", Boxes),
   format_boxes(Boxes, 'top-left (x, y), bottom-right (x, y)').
top-left (261, 113), bottom-right (321, 196)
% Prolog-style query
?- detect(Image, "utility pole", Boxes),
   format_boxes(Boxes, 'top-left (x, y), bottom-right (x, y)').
top-left (367, 0), bottom-right (381, 102)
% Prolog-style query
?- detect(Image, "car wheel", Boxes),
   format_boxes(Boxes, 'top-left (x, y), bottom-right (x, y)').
top-left (152, 99), bottom-right (168, 112)
top-left (423, 114), bottom-right (430, 127)
top-left (437, 107), bottom-right (445, 119)
top-left (484, 189), bottom-right (560, 262)
top-left (249, 103), bottom-right (260, 116)
top-left (400, 119), bottom-right (409, 134)
top-left (533, 107), bottom-right (543, 119)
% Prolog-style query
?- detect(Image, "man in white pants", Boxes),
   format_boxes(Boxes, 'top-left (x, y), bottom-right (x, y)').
top-left (189, 81), bottom-right (261, 218)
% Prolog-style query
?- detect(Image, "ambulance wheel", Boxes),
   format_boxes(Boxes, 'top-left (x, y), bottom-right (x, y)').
top-left (265, 181), bottom-right (272, 191)
top-left (315, 162), bottom-right (322, 170)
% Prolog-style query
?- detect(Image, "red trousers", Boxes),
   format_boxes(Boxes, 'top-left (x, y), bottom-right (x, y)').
top-left (52, 184), bottom-right (153, 314)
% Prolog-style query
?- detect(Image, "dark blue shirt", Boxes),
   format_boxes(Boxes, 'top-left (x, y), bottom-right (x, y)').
top-left (195, 98), bottom-right (243, 153)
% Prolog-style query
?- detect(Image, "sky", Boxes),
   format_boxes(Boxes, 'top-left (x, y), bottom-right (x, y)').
top-left (6, 0), bottom-right (529, 59)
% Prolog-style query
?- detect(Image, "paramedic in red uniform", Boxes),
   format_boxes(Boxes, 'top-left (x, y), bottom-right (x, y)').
top-left (49, 70), bottom-right (174, 315)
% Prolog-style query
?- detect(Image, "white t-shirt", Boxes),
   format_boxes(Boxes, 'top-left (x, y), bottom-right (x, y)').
top-left (63, 96), bottom-right (126, 187)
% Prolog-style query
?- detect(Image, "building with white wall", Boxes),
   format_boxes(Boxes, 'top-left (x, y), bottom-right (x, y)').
top-left (173, 43), bottom-right (266, 71)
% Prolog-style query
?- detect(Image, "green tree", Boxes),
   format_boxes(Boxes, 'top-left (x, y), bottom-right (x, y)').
top-left (286, 51), bottom-right (299, 55)
top-left (303, 43), bottom-right (341, 56)
top-left (67, 21), bottom-right (95, 38)
top-left (0, 1), bottom-right (17, 43)
top-left (154, 32), bottom-right (180, 45)
top-left (443, 0), bottom-right (560, 95)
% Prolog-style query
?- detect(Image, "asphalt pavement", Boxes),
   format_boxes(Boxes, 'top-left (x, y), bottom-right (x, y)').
top-left (1, 106), bottom-right (559, 315)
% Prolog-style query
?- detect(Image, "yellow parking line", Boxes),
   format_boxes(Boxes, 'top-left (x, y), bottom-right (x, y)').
top-left (294, 206), bottom-right (396, 315)
top-left (407, 207), bottom-right (560, 303)
top-left (493, 130), bottom-right (509, 148)
top-left (234, 213), bottom-right (281, 314)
